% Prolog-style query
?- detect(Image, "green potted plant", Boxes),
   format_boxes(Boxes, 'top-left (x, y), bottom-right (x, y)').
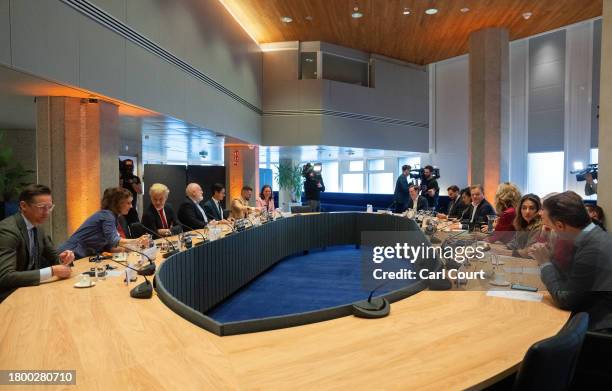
top-left (0, 131), bottom-right (35, 219)
top-left (275, 161), bottom-right (303, 209)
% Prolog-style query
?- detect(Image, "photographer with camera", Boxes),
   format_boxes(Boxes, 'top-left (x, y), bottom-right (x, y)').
top-left (119, 159), bottom-right (143, 225)
top-left (585, 172), bottom-right (598, 196)
top-left (303, 163), bottom-right (325, 212)
top-left (419, 165), bottom-right (440, 209)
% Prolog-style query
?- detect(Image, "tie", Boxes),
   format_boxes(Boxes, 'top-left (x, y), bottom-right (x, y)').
top-left (28, 227), bottom-right (39, 270)
top-left (159, 208), bottom-right (168, 229)
top-left (217, 201), bottom-right (222, 219)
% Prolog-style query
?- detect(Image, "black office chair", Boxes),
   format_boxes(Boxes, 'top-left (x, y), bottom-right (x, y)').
top-left (570, 330), bottom-right (612, 389)
top-left (129, 222), bottom-right (146, 238)
top-left (512, 312), bottom-right (589, 391)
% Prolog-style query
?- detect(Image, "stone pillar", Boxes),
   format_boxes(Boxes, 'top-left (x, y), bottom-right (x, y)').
top-left (469, 28), bottom-right (509, 198)
top-left (223, 144), bottom-right (259, 207)
top-left (598, 0), bottom-right (612, 217)
top-left (36, 97), bottom-right (119, 242)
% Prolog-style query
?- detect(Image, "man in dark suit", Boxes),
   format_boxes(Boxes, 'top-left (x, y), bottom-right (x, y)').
top-left (438, 185), bottom-right (466, 220)
top-left (460, 184), bottom-right (495, 230)
top-left (393, 165), bottom-right (411, 213)
top-left (177, 183), bottom-right (209, 230)
top-left (530, 191), bottom-right (612, 331)
top-left (0, 184), bottom-right (75, 302)
top-left (406, 185), bottom-right (428, 212)
top-left (141, 183), bottom-right (181, 238)
top-left (203, 183), bottom-right (226, 221)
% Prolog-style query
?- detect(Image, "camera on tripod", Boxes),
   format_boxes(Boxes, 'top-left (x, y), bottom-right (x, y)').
top-left (302, 162), bottom-right (323, 179)
top-left (409, 167), bottom-right (440, 181)
top-left (570, 164), bottom-right (598, 182)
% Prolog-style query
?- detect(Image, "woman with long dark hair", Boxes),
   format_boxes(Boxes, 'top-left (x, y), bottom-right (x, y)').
top-left (256, 185), bottom-right (275, 213)
top-left (507, 193), bottom-right (543, 258)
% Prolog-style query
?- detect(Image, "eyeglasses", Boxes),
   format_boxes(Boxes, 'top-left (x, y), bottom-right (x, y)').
top-left (30, 203), bottom-right (55, 212)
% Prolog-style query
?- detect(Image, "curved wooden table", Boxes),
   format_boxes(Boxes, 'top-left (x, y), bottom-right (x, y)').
top-left (0, 216), bottom-right (570, 390)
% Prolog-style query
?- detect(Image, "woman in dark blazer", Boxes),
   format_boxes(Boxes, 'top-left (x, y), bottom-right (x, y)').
top-left (141, 183), bottom-right (180, 238)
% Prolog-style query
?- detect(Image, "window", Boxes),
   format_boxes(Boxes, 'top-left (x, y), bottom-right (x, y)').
top-left (321, 161), bottom-right (339, 192)
top-left (300, 52), bottom-right (318, 80)
top-left (349, 160), bottom-right (364, 172)
top-left (398, 156), bottom-right (421, 175)
top-left (527, 152), bottom-right (564, 196)
top-left (368, 173), bottom-right (394, 194)
top-left (368, 159), bottom-right (384, 171)
top-left (271, 164), bottom-right (279, 192)
top-left (342, 173), bottom-right (364, 193)
top-left (591, 148), bottom-right (599, 164)
top-left (322, 53), bottom-right (369, 87)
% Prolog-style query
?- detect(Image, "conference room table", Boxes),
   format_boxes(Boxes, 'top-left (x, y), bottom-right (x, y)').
top-left (0, 213), bottom-right (570, 390)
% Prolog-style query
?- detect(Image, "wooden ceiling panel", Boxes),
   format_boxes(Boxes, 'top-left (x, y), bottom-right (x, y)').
top-left (220, 0), bottom-right (602, 64)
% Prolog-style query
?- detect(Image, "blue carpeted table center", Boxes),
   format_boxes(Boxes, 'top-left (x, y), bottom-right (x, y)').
top-left (206, 245), bottom-right (418, 323)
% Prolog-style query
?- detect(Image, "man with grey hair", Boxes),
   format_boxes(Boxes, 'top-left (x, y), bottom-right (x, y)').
top-left (178, 183), bottom-right (210, 229)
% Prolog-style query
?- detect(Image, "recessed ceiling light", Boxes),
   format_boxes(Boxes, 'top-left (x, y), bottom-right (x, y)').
top-left (403, 8), bottom-right (411, 15)
top-left (522, 12), bottom-right (532, 20)
top-left (351, 7), bottom-right (363, 18)
top-left (460, 8), bottom-right (470, 13)
top-left (305, 15), bottom-right (313, 21)
top-left (425, 8), bottom-right (438, 15)
top-left (280, 16), bottom-right (293, 23)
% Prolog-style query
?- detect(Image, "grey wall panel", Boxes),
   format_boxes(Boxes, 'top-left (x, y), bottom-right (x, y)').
top-left (427, 56), bottom-right (470, 191)
top-left (10, 0), bottom-right (79, 85)
top-left (372, 59), bottom-right (429, 123)
top-left (529, 85), bottom-right (565, 111)
top-left (0, 0), bottom-right (10, 66)
top-left (9, 0), bottom-right (262, 144)
top-left (125, 0), bottom-right (161, 43)
top-left (592, 19), bottom-right (602, 148)
top-left (528, 30), bottom-right (566, 153)
top-left (78, 13), bottom-right (126, 100)
top-left (529, 109), bottom-right (565, 152)
top-left (89, 0), bottom-right (126, 22)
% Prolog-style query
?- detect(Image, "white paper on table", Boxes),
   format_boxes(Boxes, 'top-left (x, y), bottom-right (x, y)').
top-left (503, 267), bottom-right (540, 275)
top-left (486, 290), bottom-right (543, 302)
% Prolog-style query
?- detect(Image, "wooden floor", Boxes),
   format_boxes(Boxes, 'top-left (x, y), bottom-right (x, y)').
top-left (0, 224), bottom-right (570, 390)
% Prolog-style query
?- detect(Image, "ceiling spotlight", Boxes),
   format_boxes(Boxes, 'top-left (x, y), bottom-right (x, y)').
top-left (305, 15), bottom-right (313, 21)
top-left (522, 12), bottom-right (532, 20)
top-left (280, 16), bottom-right (293, 23)
top-left (460, 8), bottom-right (470, 13)
top-left (351, 7), bottom-right (363, 18)
top-left (425, 8), bottom-right (438, 15)
top-left (403, 8), bottom-right (411, 15)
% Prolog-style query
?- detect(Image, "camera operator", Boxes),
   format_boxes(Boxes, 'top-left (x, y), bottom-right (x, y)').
top-left (119, 159), bottom-right (142, 225)
top-left (585, 172), bottom-right (598, 196)
top-left (420, 165), bottom-right (439, 209)
top-left (303, 164), bottom-right (325, 212)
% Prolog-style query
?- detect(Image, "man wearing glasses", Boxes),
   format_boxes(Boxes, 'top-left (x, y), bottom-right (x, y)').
top-left (0, 184), bottom-right (75, 302)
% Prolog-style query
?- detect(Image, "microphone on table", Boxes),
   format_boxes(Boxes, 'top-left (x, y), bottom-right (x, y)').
top-left (352, 282), bottom-right (390, 318)
top-left (116, 244), bottom-right (156, 299)
top-left (132, 223), bottom-right (179, 257)
top-left (179, 222), bottom-right (208, 246)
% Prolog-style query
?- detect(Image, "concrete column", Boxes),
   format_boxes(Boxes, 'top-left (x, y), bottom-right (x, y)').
top-left (223, 144), bottom-right (259, 207)
top-left (598, 0), bottom-right (612, 216)
top-left (36, 97), bottom-right (119, 242)
top-left (469, 28), bottom-right (509, 198)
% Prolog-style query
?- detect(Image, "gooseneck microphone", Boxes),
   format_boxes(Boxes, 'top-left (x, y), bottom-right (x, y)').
top-left (116, 244), bottom-right (156, 299)
top-left (179, 222), bottom-right (208, 246)
top-left (133, 223), bottom-right (179, 258)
